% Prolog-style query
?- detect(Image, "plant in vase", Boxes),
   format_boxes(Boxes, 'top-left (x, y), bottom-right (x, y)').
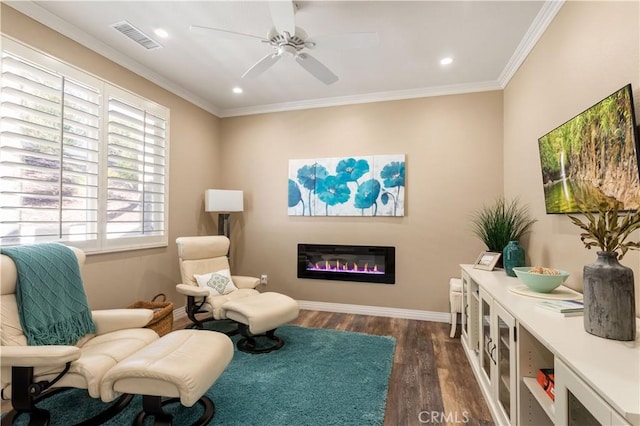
top-left (568, 201), bottom-right (640, 341)
top-left (470, 197), bottom-right (537, 276)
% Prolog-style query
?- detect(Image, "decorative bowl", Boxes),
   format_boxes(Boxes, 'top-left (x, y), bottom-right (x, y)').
top-left (512, 267), bottom-right (570, 293)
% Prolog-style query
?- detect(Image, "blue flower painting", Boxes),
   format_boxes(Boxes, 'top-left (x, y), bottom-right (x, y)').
top-left (288, 154), bottom-right (405, 216)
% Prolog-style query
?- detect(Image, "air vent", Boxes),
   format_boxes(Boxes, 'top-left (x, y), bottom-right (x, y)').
top-left (110, 21), bottom-right (162, 50)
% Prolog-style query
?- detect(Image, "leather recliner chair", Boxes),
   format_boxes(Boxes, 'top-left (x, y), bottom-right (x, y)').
top-left (0, 246), bottom-right (159, 425)
top-left (175, 236), bottom-right (299, 353)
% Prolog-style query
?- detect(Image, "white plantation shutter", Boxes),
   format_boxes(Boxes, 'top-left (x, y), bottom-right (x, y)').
top-left (106, 91), bottom-right (167, 243)
top-left (1, 38), bottom-right (169, 252)
top-left (62, 79), bottom-right (100, 241)
top-left (0, 51), bottom-right (100, 246)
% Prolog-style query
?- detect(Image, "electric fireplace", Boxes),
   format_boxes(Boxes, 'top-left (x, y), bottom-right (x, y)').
top-left (297, 244), bottom-right (395, 284)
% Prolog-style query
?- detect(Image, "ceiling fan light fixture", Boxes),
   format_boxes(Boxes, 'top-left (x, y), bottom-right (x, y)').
top-left (279, 45), bottom-right (298, 57)
top-left (192, 0), bottom-right (362, 85)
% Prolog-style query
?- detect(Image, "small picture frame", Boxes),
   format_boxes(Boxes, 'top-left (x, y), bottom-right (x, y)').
top-left (473, 251), bottom-right (502, 271)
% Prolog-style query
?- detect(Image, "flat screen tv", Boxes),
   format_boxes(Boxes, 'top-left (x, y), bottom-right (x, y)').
top-left (537, 84), bottom-right (640, 214)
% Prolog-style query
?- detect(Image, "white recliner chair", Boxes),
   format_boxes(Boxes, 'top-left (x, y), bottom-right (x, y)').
top-left (176, 236), bottom-right (299, 353)
top-left (0, 245), bottom-right (158, 425)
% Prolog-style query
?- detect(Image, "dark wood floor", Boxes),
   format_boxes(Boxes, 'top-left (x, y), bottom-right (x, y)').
top-left (2, 311), bottom-right (493, 425)
top-left (286, 310), bottom-right (493, 426)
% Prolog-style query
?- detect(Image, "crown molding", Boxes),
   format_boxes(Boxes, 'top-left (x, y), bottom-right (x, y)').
top-left (218, 80), bottom-right (503, 117)
top-left (7, 0), bottom-right (558, 120)
top-left (6, 0), bottom-right (222, 117)
top-left (498, 0), bottom-right (565, 88)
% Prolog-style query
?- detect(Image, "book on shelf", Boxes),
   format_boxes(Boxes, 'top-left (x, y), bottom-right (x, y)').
top-left (536, 300), bottom-right (584, 316)
top-left (536, 369), bottom-right (555, 401)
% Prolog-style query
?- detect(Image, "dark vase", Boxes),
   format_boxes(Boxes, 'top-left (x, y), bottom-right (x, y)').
top-left (503, 240), bottom-right (525, 277)
top-left (583, 252), bottom-right (636, 341)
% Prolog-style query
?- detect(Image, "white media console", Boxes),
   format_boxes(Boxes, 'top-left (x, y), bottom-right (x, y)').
top-left (460, 264), bottom-right (640, 426)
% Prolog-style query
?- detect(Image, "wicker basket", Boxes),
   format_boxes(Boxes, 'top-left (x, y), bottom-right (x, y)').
top-left (127, 293), bottom-right (174, 337)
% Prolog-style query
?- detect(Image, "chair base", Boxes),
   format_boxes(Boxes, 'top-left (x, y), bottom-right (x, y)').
top-left (187, 317), bottom-right (239, 335)
top-left (1, 407), bottom-right (49, 426)
top-left (188, 316), bottom-right (286, 354)
top-left (236, 326), bottom-right (285, 354)
top-left (1, 391), bottom-right (133, 426)
top-left (133, 395), bottom-right (215, 426)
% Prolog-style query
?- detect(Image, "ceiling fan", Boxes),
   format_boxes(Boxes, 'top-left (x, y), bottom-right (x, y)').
top-left (190, 1), bottom-right (378, 85)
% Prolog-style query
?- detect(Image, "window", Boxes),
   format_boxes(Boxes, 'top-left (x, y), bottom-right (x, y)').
top-left (0, 38), bottom-right (169, 253)
top-left (105, 89), bottom-right (167, 247)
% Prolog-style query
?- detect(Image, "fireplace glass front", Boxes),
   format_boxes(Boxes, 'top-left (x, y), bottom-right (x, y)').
top-left (297, 243), bottom-right (395, 284)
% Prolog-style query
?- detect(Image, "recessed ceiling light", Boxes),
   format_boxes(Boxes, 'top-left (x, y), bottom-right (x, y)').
top-left (232, 87), bottom-right (243, 94)
top-left (440, 57), bottom-right (454, 65)
top-left (154, 28), bottom-right (169, 38)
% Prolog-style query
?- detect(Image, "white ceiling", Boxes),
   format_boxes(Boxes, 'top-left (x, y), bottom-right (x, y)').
top-left (7, 1), bottom-right (563, 117)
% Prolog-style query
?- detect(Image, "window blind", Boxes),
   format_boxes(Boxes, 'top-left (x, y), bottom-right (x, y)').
top-left (106, 95), bottom-right (166, 240)
top-left (0, 52), bottom-right (100, 246)
top-left (1, 38), bottom-right (169, 252)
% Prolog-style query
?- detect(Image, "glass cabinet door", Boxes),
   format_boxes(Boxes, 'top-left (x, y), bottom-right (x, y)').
top-left (555, 359), bottom-right (621, 425)
top-left (494, 303), bottom-right (516, 425)
top-left (461, 275), bottom-right (468, 338)
top-left (568, 392), bottom-right (601, 425)
top-left (479, 289), bottom-right (492, 387)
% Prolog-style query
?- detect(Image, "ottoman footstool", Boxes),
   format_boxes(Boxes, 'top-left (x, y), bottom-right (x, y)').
top-left (223, 292), bottom-right (299, 354)
top-left (101, 330), bottom-right (233, 426)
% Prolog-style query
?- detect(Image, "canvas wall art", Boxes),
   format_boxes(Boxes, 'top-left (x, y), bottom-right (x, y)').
top-left (537, 84), bottom-right (640, 213)
top-left (288, 154), bottom-right (405, 216)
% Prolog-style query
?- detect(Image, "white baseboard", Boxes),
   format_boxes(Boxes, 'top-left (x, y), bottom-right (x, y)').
top-left (172, 301), bottom-right (451, 323)
top-left (296, 300), bottom-right (451, 323)
top-left (173, 306), bottom-right (186, 321)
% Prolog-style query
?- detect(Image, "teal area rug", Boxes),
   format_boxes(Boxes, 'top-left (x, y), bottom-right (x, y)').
top-left (10, 325), bottom-right (396, 425)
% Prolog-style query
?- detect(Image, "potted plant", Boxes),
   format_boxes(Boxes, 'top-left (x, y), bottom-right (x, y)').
top-left (568, 201), bottom-right (640, 341)
top-left (471, 197), bottom-right (537, 275)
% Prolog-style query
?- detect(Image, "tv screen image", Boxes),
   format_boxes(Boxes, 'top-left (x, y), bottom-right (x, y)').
top-left (538, 84), bottom-right (640, 214)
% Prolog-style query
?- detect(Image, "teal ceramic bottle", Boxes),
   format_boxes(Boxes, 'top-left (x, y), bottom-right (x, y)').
top-left (503, 240), bottom-right (524, 277)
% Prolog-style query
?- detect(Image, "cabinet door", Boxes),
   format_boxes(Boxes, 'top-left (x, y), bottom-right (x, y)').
top-left (478, 288), bottom-right (493, 391)
top-left (465, 275), bottom-right (480, 357)
top-left (555, 359), bottom-right (629, 425)
top-left (462, 271), bottom-right (480, 353)
top-left (494, 302), bottom-right (517, 425)
top-left (461, 273), bottom-right (469, 340)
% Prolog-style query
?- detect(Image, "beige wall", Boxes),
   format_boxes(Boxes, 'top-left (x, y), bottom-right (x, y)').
top-left (1, 5), bottom-right (505, 315)
top-left (6, 1), bottom-right (638, 316)
top-left (220, 93), bottom-right (504, 312)
top-left (503, 1), bottom-right (640, 313)
top-left (1, 5), bottom-right (222, 309)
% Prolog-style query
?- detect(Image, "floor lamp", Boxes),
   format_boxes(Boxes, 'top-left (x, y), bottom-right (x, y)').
top-left (205, 189), bottom-right (244, 241)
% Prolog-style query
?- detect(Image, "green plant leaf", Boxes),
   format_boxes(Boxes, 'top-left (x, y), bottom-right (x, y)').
top-left (470, 197), bottom-right (537, 252)
top-left (569, 200), bottom-right (640, 259)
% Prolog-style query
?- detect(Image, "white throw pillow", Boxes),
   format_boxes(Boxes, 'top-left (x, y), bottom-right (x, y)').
top-left (194, 269), bottom-right (238, 296)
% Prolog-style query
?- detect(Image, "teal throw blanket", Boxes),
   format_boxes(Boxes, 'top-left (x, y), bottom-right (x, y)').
top-left (1, 243), bottom-right (95, 346)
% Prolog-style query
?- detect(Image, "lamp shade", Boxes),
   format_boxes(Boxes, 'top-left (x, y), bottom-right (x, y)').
top-left (205, 189), bottom-right (244, 212)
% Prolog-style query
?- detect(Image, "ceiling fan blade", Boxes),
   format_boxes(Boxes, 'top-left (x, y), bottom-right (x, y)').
top-left (295, 53), bottom-right (338, 85)
top-left (242, 53), bottom-right (282, 79)
top-left (307, 32), bottom-right (379, 50)
top-left (189, 25), bottom-right (267, 42)
top-left (268, 1), bottom-right (296, 35)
